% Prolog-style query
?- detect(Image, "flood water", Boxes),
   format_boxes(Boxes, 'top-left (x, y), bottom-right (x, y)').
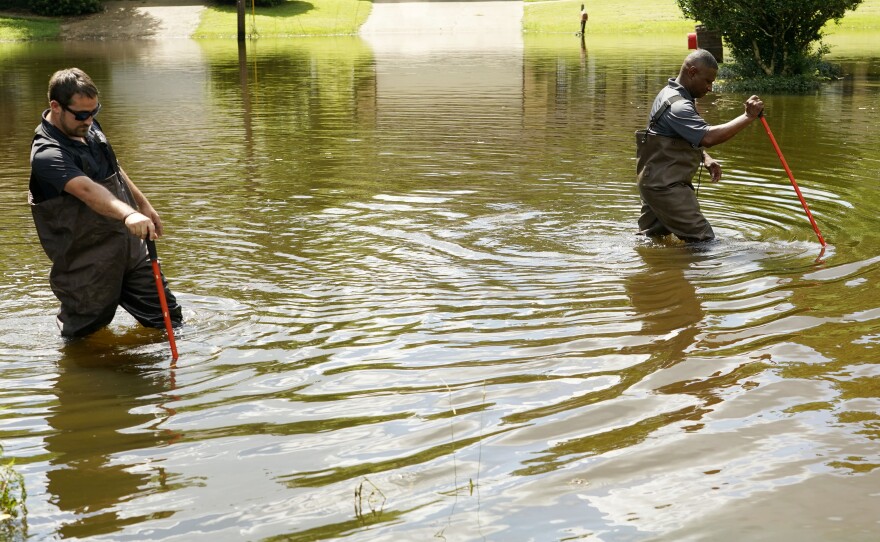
top-left (1, 30), bottom-right (879, 541)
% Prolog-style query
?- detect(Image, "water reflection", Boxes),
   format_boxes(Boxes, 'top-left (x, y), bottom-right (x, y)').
top-left (505, 245), bottom-right (709, 478)
top-left (627, 245), bottom-right (704, 354)
top-left (45, 333), bottom-right (179, 539)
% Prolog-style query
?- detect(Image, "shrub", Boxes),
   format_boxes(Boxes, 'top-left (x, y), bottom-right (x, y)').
top-left (0, 0), bottom-right (30, 11)
top-left (28, 0), bottom-right (103, 17)
top-left (677, 0), bottom-right (863, 76)
top-left (716, 59), bottom-right (844, 93)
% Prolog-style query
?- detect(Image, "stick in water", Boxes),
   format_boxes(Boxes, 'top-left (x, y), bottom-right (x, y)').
top-left (146, 239), bottom-right (179, 361)
top-left (759, 113), bottom-right (827, 247)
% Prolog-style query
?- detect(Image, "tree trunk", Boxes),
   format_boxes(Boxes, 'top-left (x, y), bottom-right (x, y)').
top-left (751, 39), bottom-right (774, 75)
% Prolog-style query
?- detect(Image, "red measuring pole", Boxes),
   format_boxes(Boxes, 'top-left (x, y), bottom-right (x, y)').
top-left (759, 113), bottom-right (826, 247)
top-left (146, 239), bottom-right (179, 361)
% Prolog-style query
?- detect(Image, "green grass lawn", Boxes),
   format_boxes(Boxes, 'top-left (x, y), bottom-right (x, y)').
top-left (523, 0), bottom-right (880, 34)
top-left (828, 0), bottom-right (880, 30)
top-left (0, 12), bottom-right (58, 41)
top-left (524, 0), bottom-right (694, 35)
top-left (194, 0), bottom-right (372, 39)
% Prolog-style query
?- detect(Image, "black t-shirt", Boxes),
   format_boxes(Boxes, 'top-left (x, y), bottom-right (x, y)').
top-left (29, 111), bottom-right (115, 203)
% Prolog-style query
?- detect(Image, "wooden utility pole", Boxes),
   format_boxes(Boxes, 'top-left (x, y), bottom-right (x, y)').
top-left (237, 0), bottom-right (246, 41)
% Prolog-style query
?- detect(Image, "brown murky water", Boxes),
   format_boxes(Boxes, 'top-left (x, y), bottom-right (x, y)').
top-left (1, 32), bottom-right (879, 541)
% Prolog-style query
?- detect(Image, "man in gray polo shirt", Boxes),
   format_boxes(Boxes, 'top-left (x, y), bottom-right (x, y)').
top-left (636, 49), bottom-right (764, 242)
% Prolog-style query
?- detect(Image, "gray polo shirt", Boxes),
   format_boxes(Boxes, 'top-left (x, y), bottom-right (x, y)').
top-left (647, 78), bottom-right (709, 148)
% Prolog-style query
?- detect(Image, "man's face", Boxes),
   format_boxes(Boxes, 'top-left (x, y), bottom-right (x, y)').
top-left (688, 64), bottom-right (717, 99)
top-left (51, 93), bottom-right (100, 139)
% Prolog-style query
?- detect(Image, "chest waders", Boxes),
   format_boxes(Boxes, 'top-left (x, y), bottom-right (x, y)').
top-left (30, 133), bottom-right (182, 337)
top-left (635, 96), bottom-right (715, 243)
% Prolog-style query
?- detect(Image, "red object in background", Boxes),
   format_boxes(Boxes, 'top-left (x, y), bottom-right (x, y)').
top-left (687, 32), bottom-right (697, 49)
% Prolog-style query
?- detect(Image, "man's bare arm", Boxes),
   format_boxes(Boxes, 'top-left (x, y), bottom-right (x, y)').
top-left (700, 95), bottom-right (764, 148)
top-left (64, 176), bottom-right (157, 239)
top-left (118, 167), bottom-right (163, 237)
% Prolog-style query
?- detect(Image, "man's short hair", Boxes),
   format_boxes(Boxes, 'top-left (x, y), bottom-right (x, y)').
top-left (48, 68), bottom-right (99, 107)
top-left (684, 49), bottom-right (719, 71)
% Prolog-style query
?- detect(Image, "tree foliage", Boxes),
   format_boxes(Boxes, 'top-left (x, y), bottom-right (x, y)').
top-left (0, 0), bottom-right (30, 11)
top-left (677, 0), bottom-right (863, 76)
top-left (28, 0), bottom-right (102, 17)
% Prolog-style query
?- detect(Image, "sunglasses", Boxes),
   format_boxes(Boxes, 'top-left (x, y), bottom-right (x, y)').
top-left (62, 102), bottom-right (102, 121)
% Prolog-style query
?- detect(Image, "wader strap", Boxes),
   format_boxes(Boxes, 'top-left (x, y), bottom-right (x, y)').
top-left (639, 95), bottom-right (685, 144)
top-left (95, 131), bottom-right (138, 207)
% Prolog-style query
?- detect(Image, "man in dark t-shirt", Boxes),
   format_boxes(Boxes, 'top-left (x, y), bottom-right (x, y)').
top-left (637, 49), bottom-right (764, 242)
top-left (29, 67), bottom-right (182, 337)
